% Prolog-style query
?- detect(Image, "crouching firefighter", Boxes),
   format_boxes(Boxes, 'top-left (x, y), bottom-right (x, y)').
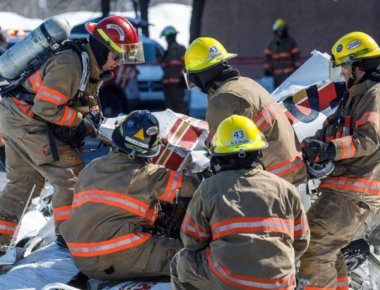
top-left (0, 15), bottom-right (145, 250)
top-left (299, 32), bottom-right (380, 289)
top-left (170, 115), bottom-right (310, 290)
top-left (60, 110), bottom-right (199, 281)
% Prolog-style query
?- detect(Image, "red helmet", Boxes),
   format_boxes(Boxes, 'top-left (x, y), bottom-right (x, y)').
top-left (85, 15), bottom-right (144, 64)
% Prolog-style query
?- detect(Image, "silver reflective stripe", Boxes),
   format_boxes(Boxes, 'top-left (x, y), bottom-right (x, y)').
top-left (0, 224), bottom-right (15, 232)
top-left (342, 137), bottom-right (354, 157)
top-left (294, 221), bottom-right (306, 231)
top-left (255, 103), bottom-right (279, 128)
top-left (326, 178), bottom-right (380, 192)
top-left (69, 233), bottom-right (148, 253)
top-left (54, 209), bottom-right (71, 218)
top-left (74, 193), bottom-right (153, 219)
top-left (209, 250), bottom-right (295, 288)
top-left (269, 158), bottom-right (303, 175)
top-left (212, 220), bottom-right (293, 237)
top-left (38, 89), bottom-right (66, 104)
top-left (337, 281), bottom-right (348, 287)
top-left (161, 172), bottom-right (181, 202)
top-left (63, 108), bottom-right (74, 125)
top-left (183, 223), bottom-right (210, 239)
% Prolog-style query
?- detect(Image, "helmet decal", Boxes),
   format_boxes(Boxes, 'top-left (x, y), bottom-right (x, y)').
top-left (228, 130), bottom-right (250, 145)
top-left (146, 126), bottom-right (159, 136)
top-left (106, 23), bottom-right (125, 41)
top-left (336, 44), bottom-right (343, 53)
top-left (206, 45), bottom-right (222, 61)
top-left (124, 135), bottom-right (149, 149)
top-left (347, 40), bottom-right (362, 50)
top-left (134, 128), bottom-right (145, 140)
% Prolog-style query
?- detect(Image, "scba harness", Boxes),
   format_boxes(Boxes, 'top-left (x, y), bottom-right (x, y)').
top-left (0, 39), bottom-right (102, 159)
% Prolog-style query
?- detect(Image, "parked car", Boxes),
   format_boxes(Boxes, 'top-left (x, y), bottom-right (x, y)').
top-left (6, 28), bottom-right (32, 49)
top-left (70, 15), bottom-right (166, 117)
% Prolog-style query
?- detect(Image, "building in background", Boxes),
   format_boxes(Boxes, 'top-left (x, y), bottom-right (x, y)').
top-left (201, 0), bottom-right (380, 79)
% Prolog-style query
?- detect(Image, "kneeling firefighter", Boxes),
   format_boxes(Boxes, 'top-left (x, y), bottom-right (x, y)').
top-left (61, 110), bottom-right (199, 281)
top-left (0, 15), bottom-right (145, 249)
top-left (170, 115), bottom-right (310, 290)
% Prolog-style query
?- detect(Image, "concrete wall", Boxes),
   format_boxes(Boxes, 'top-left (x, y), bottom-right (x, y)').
top-left (201, 0), bottom-right (380, 79)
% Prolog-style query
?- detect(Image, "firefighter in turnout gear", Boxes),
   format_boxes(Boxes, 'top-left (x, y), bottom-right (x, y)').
top-left (184, 37), bottom-right (306, 185)
top-left (61, 110), bottom-right (199, 280)
top-left (263, 18), bottom-right (301, 88)
top-left (160, 26), bottom-right (187, 114)
top-left (0, 16), bottom-right (144, 249)
top-left (170, 115), bottom-right (310, 289)
top-left (299, 32), bottom-right (380, 289)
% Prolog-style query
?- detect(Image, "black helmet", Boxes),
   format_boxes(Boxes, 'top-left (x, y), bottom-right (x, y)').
top-left (112, 110), bottom-right (160, 158)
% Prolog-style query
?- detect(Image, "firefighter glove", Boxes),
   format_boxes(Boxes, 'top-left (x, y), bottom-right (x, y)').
top-left (77, 114), bottom-right (97, 138)
top-left (302, 139), bottom-right (335, 163)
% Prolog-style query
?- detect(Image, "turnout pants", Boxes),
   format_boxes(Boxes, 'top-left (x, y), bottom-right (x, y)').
top-left (0, 106), bottom-right (84, 244)
top-left (300, 187), bottom-right (379, 289)
top-left (163, 85), bottom-right (187, 115)
top-left (73, 235), bottom-right (182, 281)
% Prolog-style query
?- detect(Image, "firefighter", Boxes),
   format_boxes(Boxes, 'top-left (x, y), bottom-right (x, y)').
top-left (60, 110), bottom-right (199, 280)
top-left (184, 37), bottom-right (306, 185)
top-left (160, 26), bottom-right (187, 114)
top-left (0, 16), bottom-right (145, 249)
top-left (299, 32), bottom-right (380, 289)
top-left (263, 18), bottom-right (301, 88)
top-left (170, 115), bottom-right (310, 289)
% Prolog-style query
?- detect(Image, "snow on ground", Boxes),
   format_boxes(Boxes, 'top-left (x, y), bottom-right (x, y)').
top-left (0, 3), bottom-right (191, 49)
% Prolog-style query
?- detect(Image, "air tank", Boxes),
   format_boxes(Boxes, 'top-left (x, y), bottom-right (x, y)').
top-left (0, 16), bottom-right (71, 80)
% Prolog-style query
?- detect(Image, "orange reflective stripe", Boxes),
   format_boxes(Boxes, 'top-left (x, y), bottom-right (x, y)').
top-left (159, 171), bottom-right (182, 203)
top-left (57, 106), bottom-right (77, 126)
top-left (337, 136), bottom-right (356, 158)
top-left (28, 70), bottom-right (42, 92)
top-left (263, 48), bottom-right (272, 55)
top-left (283, 67), bottom-right (294, 74)
top-left (355, 112), bottom-right (379, 129)
top-left (162, 77), bottom-right (180, 84)
top-left (53, 205), bottom-right (72, 222)
top-left (211, 216), bottom-right (294, 239)
top-left (206, 247), bottom-right (296, 289)
top-left (12, 97), bottom-right (34, 117)
top-left (0, 220), bottom-right (17, 236)
top-left (326, 135), bottom-right (334, 142)
top-left (321, 176), bottom-right (380, 195)
top-left (162, 59), bottom-right (184, 67)
top-left (253, 102), bottom-right (282, 131)
top-left (266, 155), bottom-right (305, 177)
top-left (342, 116), bottom-right (352, 137)
top-left (67, 232), bottom-right (151, 257)
top-left (35, 85), bottom-right (68, 105)
top-left (336, 276), bottom-right (349, 290)
top-left (181, 214), bottom-right (211, 241)
top-left (73, 190), bottom-right (157, 224)
top-left (294, 215), bottom-right (309, 237)
top-left (272, 51), bottom-right (291, 59)
top-left (291, 47), bottom-right (300, 54)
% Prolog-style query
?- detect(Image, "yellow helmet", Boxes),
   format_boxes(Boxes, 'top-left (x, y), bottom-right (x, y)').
top-left (332, 32), bottom-right (380, 66)
top-left (272, 18), bottom-right (288, 31)
top-left (185, 37), bottom-right (237, 72)
top-left (212, 115), bottom-right (268, 156)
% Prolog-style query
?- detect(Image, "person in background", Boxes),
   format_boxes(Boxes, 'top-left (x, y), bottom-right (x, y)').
top-left (171, 115), bottom-right (309, 289)
top-left (61, 110), bottom-right (199, 281)
top-left (300, 32), bottom-right (380, 289)
top-left (184, 37), bottom-right (307, 186)
top-left (263, 18), bottom-right (301, 88)
top-left (160, 26), bottom-right (187, 114)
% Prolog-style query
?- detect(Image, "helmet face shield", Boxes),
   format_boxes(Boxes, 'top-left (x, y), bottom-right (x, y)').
top-left (115, 42), bottom-right (145, 64)
top-left (183, 70), bottom-right (196, 90)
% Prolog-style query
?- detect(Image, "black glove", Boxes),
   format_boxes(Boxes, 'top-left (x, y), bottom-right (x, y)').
top-left (302, 139), bottom-right (336, 163)
top-left (264, 67), bottom-right (273, 76)
top-left (77, 114), bottom-right (97, 138)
